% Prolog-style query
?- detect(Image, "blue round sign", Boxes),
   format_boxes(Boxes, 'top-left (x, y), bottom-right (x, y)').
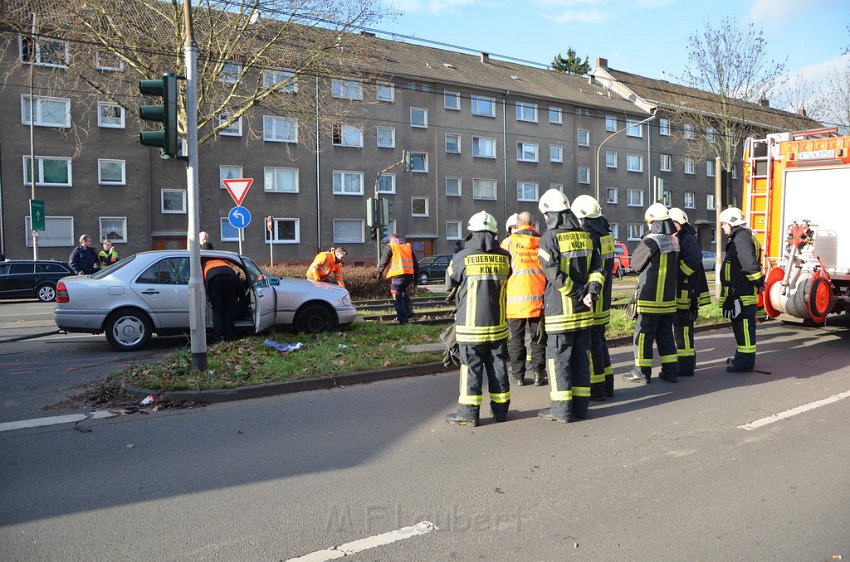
top-left (228, 206), bottom-right (252, 229)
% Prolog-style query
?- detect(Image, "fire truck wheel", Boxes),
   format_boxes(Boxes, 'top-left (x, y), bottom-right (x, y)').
top-left (808, 276), bottom-right (833, 320)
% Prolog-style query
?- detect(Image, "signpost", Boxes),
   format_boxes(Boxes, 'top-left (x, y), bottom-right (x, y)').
top-left (222, 178), bottom-right (253, 255)
top-left (228, 205), bottom-right (251, 255)
top-left (29, 199), bottom-right (44, 260)
top-left (266, 215), bottom-right (274, 266)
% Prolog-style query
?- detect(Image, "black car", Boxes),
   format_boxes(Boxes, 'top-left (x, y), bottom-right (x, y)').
top-left (0, 260), bottom-right (74, 302)
top-left (417, 254), bottom-right (452, 285)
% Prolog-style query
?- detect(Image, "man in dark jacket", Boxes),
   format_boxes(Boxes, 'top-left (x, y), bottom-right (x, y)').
top-left (68, 235), bottom-right (100, 275)
top-left (203, 258), bottom-right (241, 342)
top-left (377, 234), bottom-right (419, 324)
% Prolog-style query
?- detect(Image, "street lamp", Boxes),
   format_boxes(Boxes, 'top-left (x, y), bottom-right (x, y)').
top-left (595, 111), bottom-right (657, 204)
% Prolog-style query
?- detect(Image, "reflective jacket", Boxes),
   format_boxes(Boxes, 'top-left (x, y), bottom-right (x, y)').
top-left (721, 226), bottom-right (763, 306)
top-left (538, 211), bottom-right (605, 333)
top-left (378, 242), bottom-right (417, 279)
top-left (582, 217), bottom-right (615, 326)
top-left (307, 251), bottom-right (345, 288)
top-left (446, 232), bottom-right (512, 344)
top-left (631, 221), bottom-right (680, 315)
top-left (500, 226), bottom-right (545, 319)
top-left (203, 259), bottom-right (237, 282)
top-left (97, 249), bottom-right (119, 267)
top-left (675, 223), bottom-right (710, 309)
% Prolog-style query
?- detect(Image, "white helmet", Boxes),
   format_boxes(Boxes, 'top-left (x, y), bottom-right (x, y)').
top-left (719, 207), bottom-right (746, 226)
top-left (505, 213), bottom-right (518, 232)
top-left (571, 195), bottom-right (602, 219)
top-left (645, 202), bottom-right (670, 222)
top-left (668, 207), bottom-right (689, 225)
top-left (468, 210), bottom-right (498, 233)
top-left (539, 188), bottom-right (570, 215)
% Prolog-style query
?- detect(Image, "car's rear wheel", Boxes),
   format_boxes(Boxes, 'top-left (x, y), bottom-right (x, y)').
top-left (293, 303), bottom-right (337, 334)
top-left (105, 308), bottom-right (153, 351)
top-left (418, 272), bottom-right (429, 285)
top-left (36, 283), bottom-right (57, 302)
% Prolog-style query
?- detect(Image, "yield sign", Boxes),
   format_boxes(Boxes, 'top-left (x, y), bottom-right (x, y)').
top-left (222, 177), bottom-right (253, 206)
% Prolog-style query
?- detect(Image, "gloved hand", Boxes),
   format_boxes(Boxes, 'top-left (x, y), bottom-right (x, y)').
top-left (722, 296), bottom-right (742, 320)
top-left (687, 291), bottom-right (699, 323)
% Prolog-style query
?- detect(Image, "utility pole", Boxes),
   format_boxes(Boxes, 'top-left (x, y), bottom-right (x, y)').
top-left (714, 156), bottom-right (723, 292)
top-left (29, 13), bottom-right (38, 260)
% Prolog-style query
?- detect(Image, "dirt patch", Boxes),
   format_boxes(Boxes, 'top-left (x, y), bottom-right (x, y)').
top-left (45, 378), bottom-right (205, 413)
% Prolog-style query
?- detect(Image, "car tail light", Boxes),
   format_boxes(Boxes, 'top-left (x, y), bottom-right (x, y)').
top-left (56, 281), bottom-right (69, 303)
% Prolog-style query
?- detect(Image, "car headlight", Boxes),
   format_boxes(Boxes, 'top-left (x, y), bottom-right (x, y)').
top-left (341, 294), bottom-right (352, 306)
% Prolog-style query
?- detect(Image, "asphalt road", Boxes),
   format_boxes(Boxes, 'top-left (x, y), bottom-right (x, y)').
top-left (1, 312), bottom-right (849, 561)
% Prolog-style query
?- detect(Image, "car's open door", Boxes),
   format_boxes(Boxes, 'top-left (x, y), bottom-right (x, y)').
top-left (241, 257), bottom-right (276, 332)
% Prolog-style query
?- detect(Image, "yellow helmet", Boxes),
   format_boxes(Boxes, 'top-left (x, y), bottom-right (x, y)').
top-left (668, 207), bottom-right (689, 225)
top-left (468, 211), bottom-right (498, 233)
top-left (538, 188), bottom-right (570, 214)
top-left (571, 195), bottom-right (602, 219)
top-left (645, 202), bottom-right (670, 222)
top-left (719, 207), bottom-right (746, 226)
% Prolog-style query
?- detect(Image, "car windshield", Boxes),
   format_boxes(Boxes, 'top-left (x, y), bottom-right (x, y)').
top-left (90, 255), bottom-right (136, 279)
top-left (420, 257), bottom-right (436, 264)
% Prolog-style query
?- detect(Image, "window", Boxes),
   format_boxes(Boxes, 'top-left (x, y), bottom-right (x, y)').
top-left (264, 167), bottom-right (298, 193)
top-left (684, 192), bottom-right (695, 209)
top-left (626, 118), bottom-right (643, 137)
top-left (331, 78), bottom-right (363, 100)
top-left (161, 189), bottom-right (186, 214)
top-left (95, 52), bottom-right (124, 72)
top-left (378, 174), bottom-right (395, 194)
top-left (576, 107), bottom-right (592, 116)
top-left (409, 152), bottom-right (428, 172)
top-left (220, 62), bottom-right (241, 83)
top-left (420, 83), bottom-right (432, 93)
top-left (265, 218), bottom-right (300, 244)
top-left (659, 118), bottom-right (671, 136)
top-left (549, 107), bottom-right (562, 124)
top-left (550, 145), bottom-right (563, 163)
top-left (19, 36), bottom-right (68, 67)
top-left (410, 107), bottom-right (428, 128)
top-left (217, 113), bottom-right (242, 136)
top-left (220, 165), bottom-right (242, 189)
top-left (471, 95), bottom-right (495, 117)
top-left (22, 95), bottom-right (71, 127)
top-left (516, 101), bottom-right (537, 122)
top-left (627, 154), bottom-right (643, 172)
top-left (605, 115), bottom-right (617, 132)
top-left (472, 137), bottom-right (496, 158)
top-left (333, 219), bottom-right (364, 244)
top-left (577, 129), bottom-right (590, 147)
top-left (706, 127), bottom-right (715, 143)
top-left (332, 123), bottom-right (363, 147)
top-left (606, 151), bottom-right (618, 169)
top-left (99, 217), bottom-right (127, 243)
top-left (516, 142), bottom-right (538, 162)
top-left (412, 196), bottom-right (429, 217)
top-left (473, 178), bottom-right (497, 200)
top-left (628, 223), bottom-right (645, 241)
top-left (550, 183), bottom-right (564, 193)
top-left (376, 126), bottom-right (395, 148)
top-left (333, 170), bottom-right (364, 195)
top-left (660, 153), bottom-right (672, 172)
top-left (610, 224), bottom-right (619, 241)
top-left (683, 123), bottom-right (694, 139)
top-left (446, 177), bottom-right (461, 197)
top-left (97, 101), bottom-right (124, 129)
top-left (24, 216), bottom-right (73, 247)
top-left (376, 81), bottom-right (394, 102)
top-left (662, 190), bottom-right (672, 207)
top-left (710, 228), bottom-right (716, 245)
top-left (627, 188), bottom-right (643, 207)
top-left (445, 133), bottom-right (461, 154)
top-left (684, 157), bottom-right (695, 175)
top-left (263, 69), bottom-right (297, 93)
top-left (706, 160), bottom-right (715, 177)
top-left (444, 90), bottom-right (461, 110)
top-left (578, 167), bottom-right (590, 184)
top-left (23, 156), bottom-right (71, 187)
top-left (606, 188), bottom-right (618, 204)
top-left (517, 181), bottom-right (539, 202)
top-left (446, 221), bottom-right (463, 240)
top-left (220, 218), bottom-right (241, 242)
top-left (98, 159), bottom-right (125, 186)
top-left (263, 116), bottom-right (297, 143)
top-left (707, 193), bottom-right (716, 210)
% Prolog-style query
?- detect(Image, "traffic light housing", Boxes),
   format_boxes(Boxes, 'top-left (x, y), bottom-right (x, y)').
top-left (402, 150), bottom-right (412, 172)
top-left (370, 226), bottom-right (379, 240)
top-left (139, 72), bottom-right (179, 159)
top-left (380, 224), bottom-right (388, 240)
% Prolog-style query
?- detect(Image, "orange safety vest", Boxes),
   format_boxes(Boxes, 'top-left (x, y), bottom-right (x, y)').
top-left (502, 228), bottom-right (545, 318)
top-left (203, 259), bottom-right (234, 279)
top-left (385, 243), bottom-right (415, 278)
top-left (307, 251), bottom-right (345, 287)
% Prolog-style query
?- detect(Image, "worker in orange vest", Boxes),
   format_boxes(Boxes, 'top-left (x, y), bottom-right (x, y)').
top-left (203, 258), bottom-right (241, 342)
top-left (378, 234), bottom-right (419, 323)
top-left (501, 211), bottom-right (547, 386)
top-left (306, 247), bottom-right (346, 288)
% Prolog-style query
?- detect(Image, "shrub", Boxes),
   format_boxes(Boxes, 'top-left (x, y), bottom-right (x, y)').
top-left (264, 263), bottom-right (410, 300)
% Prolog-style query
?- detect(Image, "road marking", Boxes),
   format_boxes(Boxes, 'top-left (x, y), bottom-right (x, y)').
top-left (286, 521), bottom-right (438, 561)
top-left (738, 389), bottom-right (850, 431)
top-left (0, 410), bottom-right (121, 433)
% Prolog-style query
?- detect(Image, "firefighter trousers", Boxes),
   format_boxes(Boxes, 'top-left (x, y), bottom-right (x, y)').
top-left (633, 313), bottom-right (678, 376)
top-left (589, 324), bottom-right (613, 398)
top-left (545, 329), bottom-right (591, 419)
top-left (731, 304), bottom-right (757, 368)
top-left (673, 310), bottom-right (696, 376)
top-left (390, 274), bottom-right (414, 323)
top-left (507, 317), bottom-right (545, 379)
top-left (456, 341), bottom-right (511, 421)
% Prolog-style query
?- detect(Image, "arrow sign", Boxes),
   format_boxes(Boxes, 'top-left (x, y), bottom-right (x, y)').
top-left (30, 199), bottom-right (45, 231)
top-left (228, 206), bottom-right (252, 229)
top-left (222, 177), bottom-right (253, 206)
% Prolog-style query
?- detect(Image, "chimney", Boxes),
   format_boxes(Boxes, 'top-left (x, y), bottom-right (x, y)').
top-left (758, 97), bottom-right (770, 107)
top-left (596, 57), bottom-right (608, 69)
top-left (797, 107), bottom-right (807, 117)
top-left (480, 52), bottom-right (490, 64)
top-left (359, 31), bottom-right (375, 37)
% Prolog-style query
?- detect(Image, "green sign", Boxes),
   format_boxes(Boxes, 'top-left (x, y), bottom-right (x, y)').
top-left (30, 199), bottom-right (45, 231)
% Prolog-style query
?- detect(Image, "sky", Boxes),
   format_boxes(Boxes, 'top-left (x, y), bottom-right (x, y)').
top-left (377, 0), bottom-right (850, 110)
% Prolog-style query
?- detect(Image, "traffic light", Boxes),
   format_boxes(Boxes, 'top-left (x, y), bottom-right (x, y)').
top-left (366, 197), bottom-right (377, 227)
top-left (381, 197), bottom-right (392, 223)
top-left (139, 72), bottom-right (179, 159)
top-left (370, 226), bottom-right (379, 240)
top-left (380, 224), bottom-right (388, 240)
top-left (402, 150), bottom-right (412, 172)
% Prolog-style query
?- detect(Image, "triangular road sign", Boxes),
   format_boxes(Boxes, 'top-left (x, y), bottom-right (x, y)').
top-left (223, 178), bottom-right (253, 206)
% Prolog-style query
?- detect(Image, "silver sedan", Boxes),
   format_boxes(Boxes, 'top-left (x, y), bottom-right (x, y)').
top-left (53, 250), bottom-right (356, 351)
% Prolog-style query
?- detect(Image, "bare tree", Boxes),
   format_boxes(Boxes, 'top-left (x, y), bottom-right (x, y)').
top-left (0, 0), bottom-right (392, 149)
top-left (815, 63), bottom-right (850, 135)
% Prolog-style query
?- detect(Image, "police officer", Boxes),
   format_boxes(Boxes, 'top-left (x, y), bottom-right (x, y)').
top-left (203, 258), bottom-right (241, 342)
top-left (624, 203), bottom-right (680, 384)
top-left (445, 211), bottom-right (512, 427)
top-left (571, 195), bottom-right (615, 399)
top-left (68, 235), bottom-right (100, 275)
top-left (537, 189), bottom-right (604, 423)
top-left (719, 207), bottom-right (764, 372)
top-left (501, 211), bottom-right (546, 386)
top-left (377, 233), bottom-right (418, 324)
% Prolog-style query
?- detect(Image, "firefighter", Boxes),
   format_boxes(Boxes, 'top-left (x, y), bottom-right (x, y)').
top-left (97, 239), bottom-right (119, 268)
top-left (570, 195), bottom-right (615, 399)
top-left (306, 247), bottom-right (346, 288)
top-left (503, 213), bottom-right (518, 241)
top-left (500, 211), bottom-right (546, 386)
top-left (537, 189), bottom-right (604, 422)
top-left (445, 211), bottom-right (512, 427)
top-left (624, 203), bottom-right (680, 384)
top-left (669, 208), bottom-right (710, 377)
top-left (719, 207), bottom-right (764, 372)
top-left (203, 258), bottom-right (241, 342)
top-left (377, 233), bottom-right (419, 324)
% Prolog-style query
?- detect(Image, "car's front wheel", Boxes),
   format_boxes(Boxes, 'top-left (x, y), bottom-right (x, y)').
top-left (105, 308), bottom-right (153, 351)
top-left (418, 272), bottom-right (429, 285)
top-left (36, 283), bottom-right (56, 302)
top-left (293, 303), bottom-right (337, 334)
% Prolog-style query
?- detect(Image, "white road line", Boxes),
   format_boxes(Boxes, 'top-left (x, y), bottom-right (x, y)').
top-left (286, 521), bottom-right (438, 562)
top-left (738, 389), bottom-right (850, 431)
top-left (0, 410), bottom-right (121, 433)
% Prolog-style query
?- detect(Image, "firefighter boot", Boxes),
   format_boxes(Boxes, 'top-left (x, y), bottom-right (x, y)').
top-left (491, 400), bottom-right (510, 423)
top-left (445, 406), bottom-right (479, 427)
top-left (532, 368), bottom-right (547, 386)
top-left (659, 365), bottom-right (678, 383)
top-left (624, 367), bottom-right (651, 384)
top-left (604, 372), bottom-right (615, 398)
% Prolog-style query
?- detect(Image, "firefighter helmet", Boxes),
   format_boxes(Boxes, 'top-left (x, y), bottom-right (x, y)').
top-left (468, 211), bottom-right (498, 233)
top-left (571, 195), bottom-right (602, 219)
top-left (719, 207), bottom-right (746, 226)
top-left (538, 188), bottom-right (570, 214)
top-left (505, 213), bottom-right (518, 232)
top-left (669, 207), bottom-right (689, 225)
top-left (645, 202), bottom-right (670, 222)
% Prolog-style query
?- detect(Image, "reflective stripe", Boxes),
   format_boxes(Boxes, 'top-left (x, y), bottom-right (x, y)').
top-left (562, 249), bottom-right (592, 258)
top-left (573, 386), bottom-right (590, 398)
top-left (385, 243), bottom-right (415, 278)
top-left (512, 268), bottom-right (545, 276)
top-left (458, 365), bottom-right (483, 406)
top-left (489, 392), bottom-right (510, 403)
top-left (660, 354), bottom-right (678, 364)
top-left (506, 295), bottom-right (544, 303)
top-left (539, 248), bottom-right (551, 262)
top-left (548, 359), bottom-right (572, 401)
